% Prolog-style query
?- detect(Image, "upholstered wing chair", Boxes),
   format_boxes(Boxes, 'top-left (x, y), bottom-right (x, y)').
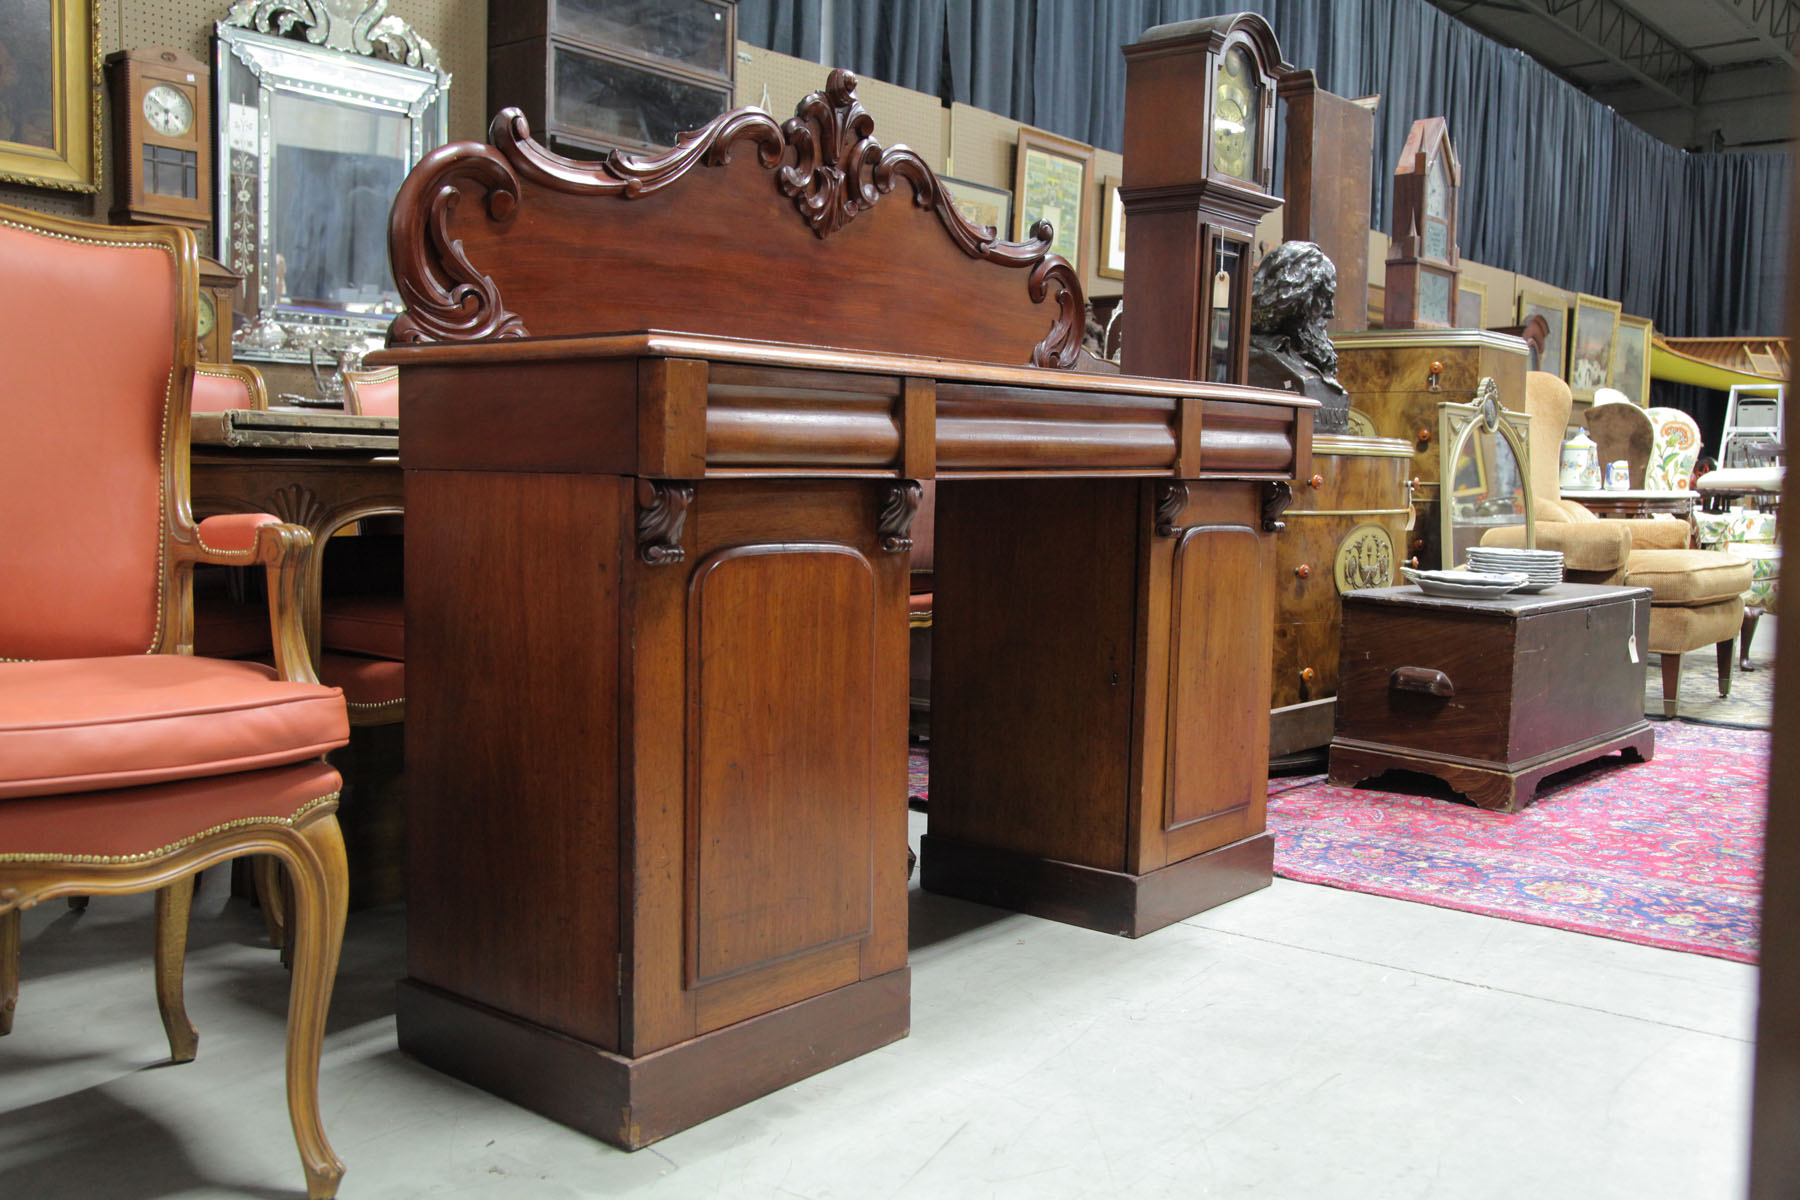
top-left (0, 206), bottom-right (352, 1198)
top-left (1483, 373), bottom-right (1749, 716)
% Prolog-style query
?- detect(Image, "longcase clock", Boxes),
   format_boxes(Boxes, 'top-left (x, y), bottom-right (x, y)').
top-left (1383, 117), bottom-right (1461, 330)
top-left (108, 47), bottom-right (212, 233)
top-left (1118, 14), bottom-right (1289, 384)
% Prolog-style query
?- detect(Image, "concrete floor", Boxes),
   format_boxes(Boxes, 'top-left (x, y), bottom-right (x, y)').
top-left (1, 813), bottom-right (1756, 1200)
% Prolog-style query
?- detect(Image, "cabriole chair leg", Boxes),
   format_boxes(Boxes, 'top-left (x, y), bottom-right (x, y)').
top-left (0, 908), bottom-right (18, 1036)
top-left (154, 877), bottom-right (199, 1063)
top-left (284, 817), bottom-right (349, 1200)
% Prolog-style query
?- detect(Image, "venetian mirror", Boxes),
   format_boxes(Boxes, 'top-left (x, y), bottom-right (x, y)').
top-left (1439, 378), bottom-right (1535, 566)
top-left (215, 0), bottom-right (451, 363)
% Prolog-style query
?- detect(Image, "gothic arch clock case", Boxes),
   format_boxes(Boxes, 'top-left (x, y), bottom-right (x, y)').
top-left (1118, 14), bottom-right (1287, 385)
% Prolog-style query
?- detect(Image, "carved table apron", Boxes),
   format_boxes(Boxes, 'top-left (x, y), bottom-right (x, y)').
top-left (373, 331), bottom-right (1311, 1151)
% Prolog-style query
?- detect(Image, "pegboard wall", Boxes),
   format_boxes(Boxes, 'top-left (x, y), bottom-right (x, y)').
top-left (0, 0), bottom-right (487, 221)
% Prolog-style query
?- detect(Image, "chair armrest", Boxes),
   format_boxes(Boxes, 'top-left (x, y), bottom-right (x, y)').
top-left (176, 515), bottom-right (318, 685)
top-left (1485, 520), bottom-right (1633, 573)
top-left (1614, 517), bottom-right (1690, 550)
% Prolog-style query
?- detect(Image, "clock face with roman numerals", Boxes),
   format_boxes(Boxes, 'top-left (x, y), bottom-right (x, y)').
top-left (143, 84), bottom-right (193, 138)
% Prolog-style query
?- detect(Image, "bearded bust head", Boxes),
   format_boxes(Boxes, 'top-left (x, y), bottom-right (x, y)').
top-left (1247, 240), bottom-right (1350, 432)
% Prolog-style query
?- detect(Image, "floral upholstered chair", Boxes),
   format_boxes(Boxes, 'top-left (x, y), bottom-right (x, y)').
top-left (1646, 407), bottom-right (1703, 491)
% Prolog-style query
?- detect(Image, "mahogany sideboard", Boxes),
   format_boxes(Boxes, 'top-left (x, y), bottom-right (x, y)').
top-left (371, 74), bottom-right (1312, 1150)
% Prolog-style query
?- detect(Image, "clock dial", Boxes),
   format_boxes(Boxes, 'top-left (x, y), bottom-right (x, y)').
top-left (197, 292), bottom-right (216, 339)
top-left (1426, 155), bottom-right (1448, 219)
top-left (143, 85), bottom-right (193, 138)
top-left (1210, 48), bottom-right (1259, 180)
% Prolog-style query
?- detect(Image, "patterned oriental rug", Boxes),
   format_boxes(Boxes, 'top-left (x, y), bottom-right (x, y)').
top-left (1266, 721), bottom-right (1766, 963)
top-left (907, 721), bottom-right (1767, 963)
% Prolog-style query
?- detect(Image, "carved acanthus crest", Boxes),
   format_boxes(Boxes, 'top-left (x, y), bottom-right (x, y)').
top-left (224, 0), bottom-right (442, 70)
top-left (636, 480), bottom-right (694, 566)
top-left (877, 480), bottom-right (923, 553)
top-left (384, 73), bottom-right (1085, 368)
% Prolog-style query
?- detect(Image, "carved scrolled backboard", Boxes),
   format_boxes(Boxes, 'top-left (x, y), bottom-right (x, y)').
top-left (386, 70), bottom-right (1085, 369)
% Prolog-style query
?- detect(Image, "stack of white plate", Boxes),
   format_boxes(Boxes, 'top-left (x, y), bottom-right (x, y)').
top-left (1466, 546), bottom-right (1564, 592)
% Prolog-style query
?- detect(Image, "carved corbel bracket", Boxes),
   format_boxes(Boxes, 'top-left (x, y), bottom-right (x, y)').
top-left (877, 480), bottom-right (923, 553)
top-left (1154, 482), bottom-right (1189, 538)
top-left (636, 479), bottom-right (694, 565)
top-left (1261, 480), bottom-right (1294, 532)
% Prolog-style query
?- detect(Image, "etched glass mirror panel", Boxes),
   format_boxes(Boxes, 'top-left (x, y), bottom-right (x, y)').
top-left (216, 4), bottom-right (450, 363)
top-left (1439, 383), bottom-right (1534, 567)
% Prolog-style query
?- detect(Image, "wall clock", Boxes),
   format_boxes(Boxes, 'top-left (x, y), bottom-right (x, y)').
top-left (108, 47), bottom-right (212, 232)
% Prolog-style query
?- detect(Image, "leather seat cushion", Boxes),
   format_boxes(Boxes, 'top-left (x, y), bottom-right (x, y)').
top-left (908, 591), bottom-right (933, 616)
top-left (0, 760), bottom-right (341, 864)
top-left (318, 652), bottom-right (405, 716)
top-left (1626, 549), bottom-right (1754, 606)
top-left (0, 656), bottom-right (347, 799)
top-left (321, 595), bottom-right (404, 661)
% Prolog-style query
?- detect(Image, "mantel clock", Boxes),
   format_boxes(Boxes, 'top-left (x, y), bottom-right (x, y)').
top-left (1118, 13), bottom-right (1289, 384)
top-left (1383, 117), bottom-right (1461, 330)
top-left (108, 47), bottom-right (212, 233)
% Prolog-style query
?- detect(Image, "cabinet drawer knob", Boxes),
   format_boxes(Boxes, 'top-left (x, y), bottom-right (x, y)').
top-left (1417, 427), bottom-right (1433, 443)
top-left (1299, 667), bottom-right (1317, 683)
top-left (1309, 474), bottom-right (1324, 489)
top-left (1391, 666), bottom-right (1453, 697)
top-left (1408, 556), bottom-right (1420, 568)
top-left (1294, 563), bottom-right (1311, 579)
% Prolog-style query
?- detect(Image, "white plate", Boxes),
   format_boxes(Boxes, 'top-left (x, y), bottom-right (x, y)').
top-left (1401, 567), bottom-right (1529, 599)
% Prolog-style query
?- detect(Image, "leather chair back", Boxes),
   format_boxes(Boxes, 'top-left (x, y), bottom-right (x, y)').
top-left (0, 212), bottom-right (196, 660)
top-left (342, 367), bottom-right (399, 417)
top-left (1583, 399), bottom-right (1655, 489)
top-left (192, 362), bottom-right (268, 413)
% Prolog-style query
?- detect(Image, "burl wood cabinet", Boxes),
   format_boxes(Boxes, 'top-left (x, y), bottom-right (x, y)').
top-left (1333, 329), bottom-right (1529, 569)
top-left (1268, 433), bottom-right (1416, 755)
top-left (375, 73), bottom-right (1311, 1149)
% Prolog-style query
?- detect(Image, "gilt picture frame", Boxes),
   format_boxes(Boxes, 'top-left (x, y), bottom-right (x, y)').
top-left (1611, 313), bottom-right (1653, 407)
top-left (941, 175), bottom-right (1012, 242)
top-left (1012, 123), bottom-right (1094, 278)
top-left (0, 0), bottom-right (100, 192)
top-left (1098, 175), bottom-right (1125, 279)
top-left (1568, 293), bottom-right (1623, 402)
top-left (1517, 288), bottom-right (1568, 380)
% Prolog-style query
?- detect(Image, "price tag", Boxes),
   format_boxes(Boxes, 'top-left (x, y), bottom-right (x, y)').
top-left (1213, 269), bottom-right (1231, 309)
top-left (229, 103), bottom-right (258, 155)
top-left (1628, 632), bottom-right (1639, 664)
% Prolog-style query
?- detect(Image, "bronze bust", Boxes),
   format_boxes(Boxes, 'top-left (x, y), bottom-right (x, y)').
top-left (1248, 241), bottom-right (1351, 433)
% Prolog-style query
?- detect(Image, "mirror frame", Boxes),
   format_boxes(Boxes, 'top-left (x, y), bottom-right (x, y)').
top-left (214, 4), bottom-right (451, 363)
top-left (1438, 385), bottom-right (1535, 566)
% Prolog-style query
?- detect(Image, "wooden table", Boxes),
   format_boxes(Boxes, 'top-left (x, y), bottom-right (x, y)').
top-left (189, 409), bottom-right (403, 654)
top-left (1563, 488), bottom-right (1698, 523)
top-left (1329, 583), bottom-right (1654, 812)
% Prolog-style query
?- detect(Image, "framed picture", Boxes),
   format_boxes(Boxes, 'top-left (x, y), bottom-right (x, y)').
top-left (940, 176), bottom-right (1012, 241)
top-left (1568, 293), bottom-right (1623, 401)
top-left (0, 0), bottom-right (99, 192)
top-left (1457, 277), bottom-right (1486, 329)
top-left (1012, 124), bottom-right (1095, 277)
top-left (1517, 289), bottom-right (1568, 380)
top-left (1610, 314), bottom-right (1653, 406)
top-left (1098, 175), bottom-right (1124, 279)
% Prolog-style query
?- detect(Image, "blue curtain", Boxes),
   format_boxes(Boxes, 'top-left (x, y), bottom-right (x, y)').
top-left (739, 0), bottom-right (1791, 340)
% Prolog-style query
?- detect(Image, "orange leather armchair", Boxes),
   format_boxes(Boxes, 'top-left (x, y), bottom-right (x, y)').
top-left (0, 207), bottom-right (352, 1198)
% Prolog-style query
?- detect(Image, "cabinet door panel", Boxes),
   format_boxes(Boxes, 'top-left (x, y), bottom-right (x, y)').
top-left (1162, 523), bottom-right (1272, 859)
top-left (685, 544), bottom-right (876, 1018)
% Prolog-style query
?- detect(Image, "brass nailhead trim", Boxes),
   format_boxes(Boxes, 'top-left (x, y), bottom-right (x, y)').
top-left (0, 792), bottom-right (339, 865)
